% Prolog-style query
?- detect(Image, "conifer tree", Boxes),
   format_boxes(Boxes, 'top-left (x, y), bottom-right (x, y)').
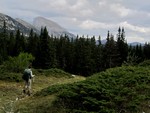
top-left (3, 20), bottom-right (7, 34)
top-left (89, 36), bottom-right (97, 73)
top-left (0, 21), bottom-right (9, 63)
top-left (27, 29), bottom-right (39, 56)
top-left (35, 27), bottom-right (51, 69)
top-left (64, 37), bottom-right (75, 73)
top-left (103, 31), bottom-right (119, 68)
top-left (48, 35), bottom-right (57, 68)
top-left (56, 35), bottom-right (67, 69)
top-left (116, 27), bottom-right (128, 65)
top-left (14, 29), bottom-right (25, 56)
top-left (143, 43), bottom-right (150, 59)
top-left (135, 44), bottom-right (144, 63)
top-left (27, 29), bottom-right (34, 52)
top-left (8, 32), bottom-right (15, 56)
top-left (94, 36), bottom-right (104, 72)
top-left (73, 36), bottom-right (94, 76)
top-left (73, 36), bottom-right (83, 75)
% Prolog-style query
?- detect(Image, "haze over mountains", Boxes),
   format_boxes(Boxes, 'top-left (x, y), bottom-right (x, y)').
top-left (0, 13), bottom-right (75, 38)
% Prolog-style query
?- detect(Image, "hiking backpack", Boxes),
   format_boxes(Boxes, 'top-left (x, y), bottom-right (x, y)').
top-left (22, 69), bottom-right (31, 81)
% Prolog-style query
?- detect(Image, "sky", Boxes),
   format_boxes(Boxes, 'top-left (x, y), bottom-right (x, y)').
top-left (0, 0), bottom-right (150, 43)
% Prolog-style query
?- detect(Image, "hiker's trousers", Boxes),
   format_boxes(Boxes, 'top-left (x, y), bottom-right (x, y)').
top-left (24, 79), bottom-right (32, 95)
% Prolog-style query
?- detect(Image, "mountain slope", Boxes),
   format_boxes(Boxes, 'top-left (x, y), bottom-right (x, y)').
top-left (0, 13), bottom-right (75, 38)
top-left (33, 17), bottom-right (75, 38)
top-left (0, 13), bottom-right (39, 35)
top-left (15, 18), bottom-right (40, 34)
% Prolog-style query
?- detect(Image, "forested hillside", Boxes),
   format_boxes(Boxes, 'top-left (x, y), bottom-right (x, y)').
top-left (0, 21), bottom-right (150, 76)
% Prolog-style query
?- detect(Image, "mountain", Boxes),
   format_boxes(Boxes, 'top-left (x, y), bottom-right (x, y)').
top-left (128, 42), bottom-right (144, 46)
top-left (15, 18), bottom-right (40, 34)
top-left (96, 39), bottom-right (144, 46)
top-left (0, 13), bottom-right (39, 35)
top-left (0, 13), bottom-right (75, 38)
top-left (33, 17), bottom-right (75, 38)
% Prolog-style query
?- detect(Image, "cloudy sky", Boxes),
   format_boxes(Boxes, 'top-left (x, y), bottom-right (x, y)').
top-left (0, 0), bottom-right (150, 43)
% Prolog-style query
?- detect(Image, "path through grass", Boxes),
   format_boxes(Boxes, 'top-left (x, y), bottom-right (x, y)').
top-left (0, 75), bottom-right (85, 113)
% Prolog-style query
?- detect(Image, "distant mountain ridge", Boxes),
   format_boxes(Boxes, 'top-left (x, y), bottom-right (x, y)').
top-left (0, 13), bottom-right (75, 38)
top-left (0, 13), bottom-right (39, 35)
top-left (33, 17), bottom-right (75, 38)
top-left (97, 39), bottom-right (144, 46)
top-left (33, 17), bottom-right (66, 32)
top-left (128, 42), bottom-right (144, 46)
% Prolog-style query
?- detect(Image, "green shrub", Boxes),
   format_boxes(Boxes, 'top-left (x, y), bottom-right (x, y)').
top-left (0, 65), bottom-right (22, 82)
top-left (0, 71), bottom-right (22, 82)
top-left (46, 66), bottom-right (150, 113)
top-left (35, 84), bottom-right (72, 96)
top-left (36, 68), bottom-right (71, 78)
top-left (0, 53), bottom-right (34, 81)
top-left (138, 60), bottom-right (150, 67)
top-left (3, 52), bottom-right (34, 73)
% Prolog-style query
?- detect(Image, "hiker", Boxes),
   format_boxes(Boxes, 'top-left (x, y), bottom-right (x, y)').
top-left (22, 65), bottom-right (35, 96)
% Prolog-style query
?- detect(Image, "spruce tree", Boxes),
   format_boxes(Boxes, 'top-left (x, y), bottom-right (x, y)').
top-left (56, 35), bottom-right (67, 69)
top-left (103, 31), bottom-right (119, 68)
top-left (14, 29), bottom-right (25, 56)
top-left (89, 36), bottom-right (97, 74)
top-left (3, 20), bottom-right (7, 34)
top-left (116, 27), bottom-right (128, 66)
top-left (0, 21), bottom-right (9, 63)
top-left (64, 37), bottom-right (75, 73)
top-left (48, 35), bottom-right (57, 68)
top-left (8, 32), bottom-right (15, 56)
top-left (135, 44), bottom-right (144, 63)
top-left (27, 29), bottom-right (39, 56)
top-left (73, 36), bottom-right (94, 76)
top-left (35, 27), bottom-right (51, 69)
top-left (143, 43), bottom-right (150, 59)
top-left (94, 36), bottom-right (104, 72)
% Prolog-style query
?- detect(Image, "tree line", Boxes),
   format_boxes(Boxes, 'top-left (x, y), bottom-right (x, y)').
top-left (0, 22), bottom-right (150, 76)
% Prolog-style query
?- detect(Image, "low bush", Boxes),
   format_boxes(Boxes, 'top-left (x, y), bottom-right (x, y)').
top-left (0, 71), bottom-right (22, 82)
top-left (35, 68), bottom-right (71, 78)
top-left (0, 66), bottom-right (71, 82)
top-left (138, 60), bottom-right (150, 67)
top-left (43, 66), bottom-right (150, 113)
top-left (35, 83), bottom-right (72, 96)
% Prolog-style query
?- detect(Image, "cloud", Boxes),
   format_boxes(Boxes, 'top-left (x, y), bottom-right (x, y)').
top-left (120, 21), bottom-right (150, 33)
top-left (110, 3), bottom-right (131, 17)
top-left (79, 19), bottom-right (150, 43)
top-left (127, 36), bottom-right (146, 43)
top-left (68, 0), bottom-right (94, 17)
top-left (98, 1), bottom-right (106, 6)
top-left (79, 19), bottom-right (150, 33)
top-left (0, 0), bottom-right (150, 43)
top-left (79, 20), bottom-right (115, 30)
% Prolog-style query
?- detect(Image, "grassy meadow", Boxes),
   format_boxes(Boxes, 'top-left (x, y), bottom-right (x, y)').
top-left (0, 68), bottom-right (85, 113)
